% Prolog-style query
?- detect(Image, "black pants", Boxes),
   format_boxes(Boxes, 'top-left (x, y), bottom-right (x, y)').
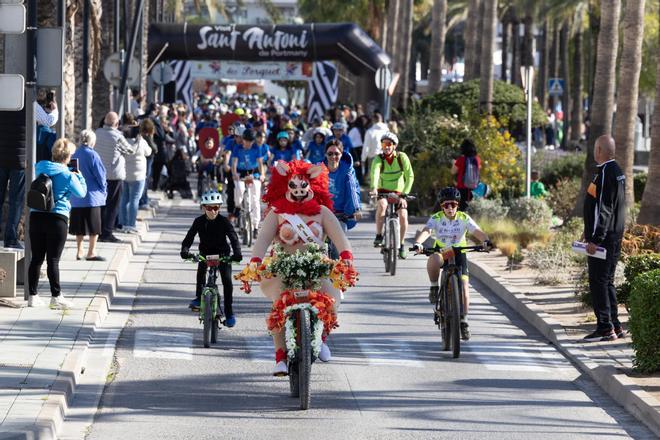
top-left (196, 261), bottom-right (234, 317)
top-left (587, 235), bottom-right (622, 332)
top-left (101, 179), bottom-right (122, 238)
top-left (28, 212), bottom-right (68, 296)
top-left (151, 157), bottom-right (168, 191)
top-left (458, 187), bottom-right (472, 212)
top-left (225, 175), bottom-right (236, 214)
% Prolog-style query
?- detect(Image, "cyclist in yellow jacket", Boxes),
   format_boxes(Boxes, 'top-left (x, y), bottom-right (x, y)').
top-left (370, 132), bottom-right (414, 259)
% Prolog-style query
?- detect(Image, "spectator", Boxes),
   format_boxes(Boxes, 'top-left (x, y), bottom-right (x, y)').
top-left (348, 115), bottom-right (368, 184)
top-left (362, 112), bottom-right (388, 185)
top-left (530, 170), bottom-right (548, 198)
top-left (70, 130), bottom-right (107, 261)
top-left (139, 118), bottom-right (157, 209)
top-left (35, 89), bottom-right (59, 162)
top-left (167, 148), bottom-right (193, 199)
top-left (326, 121), bottom-right (353, 154)
top-left (119, 121), bottom-right (152, 233)
top-left (451, 139), bottom-right (481, 211)
top-left (27, 138), bottom-right (87, 309)
top-left (0, 98), bottom-right (59, 249)
top-left (95, 112), bottom-right (135, 243)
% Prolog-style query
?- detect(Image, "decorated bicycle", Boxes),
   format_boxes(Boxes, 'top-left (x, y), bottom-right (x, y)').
top-left (235, 160), bottom-right (358, 409)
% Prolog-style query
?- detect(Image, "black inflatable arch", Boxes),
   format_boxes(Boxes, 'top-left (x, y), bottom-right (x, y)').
top-left (148, 22), bottom-right (391, 75)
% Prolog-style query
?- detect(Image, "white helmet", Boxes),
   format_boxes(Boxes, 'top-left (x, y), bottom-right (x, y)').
top-left (380, 131), bottom-right (399, 145)
top-left (235, 125), bottom-right (246, 137)
top-left (200, 191), bottom-right (223, 205)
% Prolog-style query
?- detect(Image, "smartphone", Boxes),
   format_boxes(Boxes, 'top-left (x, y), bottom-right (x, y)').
top-left (68, 158), bottom-right (79, 172)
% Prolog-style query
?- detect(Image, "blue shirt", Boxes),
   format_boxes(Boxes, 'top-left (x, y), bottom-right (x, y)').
top-left (258, 143), bottom-right (270, 161)
top-left (326, 134), bottom-right (353, 154)
top-left (233, 145), bottom-right (261, 170)
top-left (270, 147), bottom-right (301, 163)
top-left (70, 145), bottom-right (107, 208)
top-left (306, 141), bottom-right (326, 164)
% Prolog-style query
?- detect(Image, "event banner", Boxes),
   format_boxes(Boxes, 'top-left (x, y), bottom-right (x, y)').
top-left (190, 61), bottom-right (314, 81)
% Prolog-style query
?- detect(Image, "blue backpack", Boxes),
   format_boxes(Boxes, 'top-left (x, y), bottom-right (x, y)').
top-left (462, 156), bottom-right (480, 190)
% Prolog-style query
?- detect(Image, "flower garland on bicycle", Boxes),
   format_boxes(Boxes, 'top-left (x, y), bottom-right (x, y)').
top-left (236, 159), bottom-right (358, 376)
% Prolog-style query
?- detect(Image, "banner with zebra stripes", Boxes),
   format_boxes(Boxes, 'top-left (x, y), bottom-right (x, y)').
top-left (307, 61), bottom-right (338, 123)
top-left (170, 60), bottom-right (193, 109)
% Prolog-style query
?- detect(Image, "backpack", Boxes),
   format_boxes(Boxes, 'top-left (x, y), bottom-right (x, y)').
top-left (462, 156), bottom-right (480, 189)
top-left (27, 174), bottom-right (54, 211)
top-left (379, 153), bottom-right (404, 174)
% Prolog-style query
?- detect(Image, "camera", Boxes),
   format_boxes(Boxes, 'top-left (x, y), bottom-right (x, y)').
top-left (68, 158), bottom-right (79, 173)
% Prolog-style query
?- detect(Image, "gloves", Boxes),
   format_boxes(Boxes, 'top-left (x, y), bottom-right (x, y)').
top-left (180, 248), bottom-right (191, 260)
top-left (482, 240), bottom-right (493, 251)
top-left (250, 257), bottom-right (263, 264)
top-left (231, 254), bottom-right (243, 263)
top-left (412, 243), bottom-right (423, 253)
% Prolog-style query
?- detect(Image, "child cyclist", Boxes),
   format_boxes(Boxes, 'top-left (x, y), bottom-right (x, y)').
top-left (180, 191), bottom-right (242, 327)
top-left (411, 187), bottom-right (492, 341)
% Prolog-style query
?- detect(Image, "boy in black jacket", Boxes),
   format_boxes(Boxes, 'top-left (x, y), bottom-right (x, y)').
top-left (181, 191), bottom-right (242, 327)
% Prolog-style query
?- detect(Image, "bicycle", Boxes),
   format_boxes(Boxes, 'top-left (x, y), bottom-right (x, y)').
top-left (374, 193), bottom-right (414, 276)
top-left (236, 174), bottom-right (256, 247)
top-left (411, 244), bottom-right (489, 358)
top-left (186, 254), bottom-right (232, 348)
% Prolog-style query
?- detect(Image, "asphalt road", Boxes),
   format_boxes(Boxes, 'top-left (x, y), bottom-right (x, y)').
top-left (78, 201), bottom-right (653, 440)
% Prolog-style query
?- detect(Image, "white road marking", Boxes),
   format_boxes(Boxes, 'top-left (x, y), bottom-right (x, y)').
top-left (133, 331), bottom-right (193, 360)
top-left (358, 340), bottom-right (424, 368)
top-left (464, 343), bottom-right (567, 372)
top-left (246, 335), bottom-right (274, 363)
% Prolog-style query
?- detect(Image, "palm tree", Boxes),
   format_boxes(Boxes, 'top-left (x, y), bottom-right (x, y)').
top-left (614, 0), bottom-right (646, 208)
top-left (574, 0), bottom-right (621, 216)
top-left (463, 0), bottom-right (481, 80)
top-left (637, 36), bottom-right (660, 225)
top-left (570, 7), bottom-right (586, 147)
top-left (479, 0), bottom-right (498, 114)
top-left (428, 0), bottom-right (448, 92)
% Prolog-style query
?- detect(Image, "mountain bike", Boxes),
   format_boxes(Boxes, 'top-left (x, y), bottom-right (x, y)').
top-left (187, 254), bottom-right (232, 348)
top-left (411, 244), bottom-right (489, 358)
top-left (286, 290), bottom-right (318, 410)
top-left (375, 193), bottom-right (414, 276)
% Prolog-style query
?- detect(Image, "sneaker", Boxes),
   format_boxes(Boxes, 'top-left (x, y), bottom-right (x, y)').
top-left (225, 315), bottom-right (236, 328)
top-left (318, 342), bottom-right (331, 362)
top-left (373, 234), bottom-right (383, 247)
top-left (460, 321), bottom-right (471, 341)
top-left (399, 246), bottom-right (408, 259)
top-left (189, 298), bottom-right (201, 310)
top-left (428, 286), bottom-right (440, 304)
top-left (50, 295), bottom-right (73, 310)
top-left (253, 229), bottom-right (259, 239)
top-left (614, 327), bottom-right (626, 339)
top-left (4, 241), bottom-right (24, 250)
top-left (583, 329), bottom-right (618, 342)
top-left (99, 235), bottom-right (122, 243)
top-left (272, 361), bottom-right (288, 377)
top-left (28, 295), bottom-right (45, 307)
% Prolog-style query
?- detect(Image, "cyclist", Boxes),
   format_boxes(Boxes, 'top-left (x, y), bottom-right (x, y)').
top-left (180, 191), bottom-right (242, 327)
top-left (326, 121), bottom-right (353, 154)
top-left (223, 124), bottom-right (246, 219)
top-left (197, 137), bottom-right (220, 200)
top-left (305, 128), bottom-right (329, 165)
top-left (411, 187), bottom-right (492, 340)
top-left (269, 131), bottom-right (301, 166)
top-left (370, 132), bottom-right (414, 259)
top-left (231, 128), bottom-right (266, 238)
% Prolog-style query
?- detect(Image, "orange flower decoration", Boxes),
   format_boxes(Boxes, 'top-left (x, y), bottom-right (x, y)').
top-left (266, 290), bottom-right (337, 333)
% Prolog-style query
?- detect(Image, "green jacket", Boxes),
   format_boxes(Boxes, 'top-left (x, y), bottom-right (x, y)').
top-left (370, 152), bottom-right (414, 194)
top-left (530, 181), bottom-right (548, 198)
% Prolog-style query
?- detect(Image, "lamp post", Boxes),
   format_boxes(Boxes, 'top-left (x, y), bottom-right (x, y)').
top-left (521, 65), bottom-right (534, 198)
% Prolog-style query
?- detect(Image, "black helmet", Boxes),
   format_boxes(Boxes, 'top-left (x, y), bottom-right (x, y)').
top-left (242, 129), bottom-right (255, 142)
top-left (438, 187), bottom-right (461, 203)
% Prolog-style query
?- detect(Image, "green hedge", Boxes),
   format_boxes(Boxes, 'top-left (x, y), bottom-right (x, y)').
top-left (540, 153), bottom-right (586, 187)
top-left (629, 268), bottom-right (660, 373)
top-left (620, 253), bottom-right (660, 307)
top-left (634, 173), bottom-right (647, 203)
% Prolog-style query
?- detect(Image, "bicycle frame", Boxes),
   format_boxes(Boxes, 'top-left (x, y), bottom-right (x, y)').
top-left (199, 257), bottom-right (222, 323)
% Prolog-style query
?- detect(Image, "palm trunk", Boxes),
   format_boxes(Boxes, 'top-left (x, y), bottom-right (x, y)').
top-left (92, 0), bottom-right (114, 126)
top-left (549, 22), bottom-right (559, 110)
top-left (560, 21), bottom-right (571, 149)
top-left (463, 0), bottom-right (481, 80)
top-left (522, 15), bottom-right (534, 67)
top-left (474, 0), bottom-right (485, 80)
top-left (637, 33), bottom-right (660, 224)
top-left (510, 21), bottom-right (520, 86)
top-left (538, 21), bottom-right (549, 108)
top-left (428, 0), bottom-right (448, 93)
top-left (614, 0), bottom-right (645, 208)
top-left (478, 0), bottom-right (498, 115)
top-left (570, 14), bottom-right (584, 146)
top-left (501, 19), bottom-right (510, 82)
top-left (574, 0), bottom-right (621, 216)
top-left (397, 0), bottom-right (414, 109)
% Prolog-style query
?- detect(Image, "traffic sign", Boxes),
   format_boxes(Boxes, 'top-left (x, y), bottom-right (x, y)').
top-left (103, 52), bottom-right (140, 88)
top-left (548, 78), bottom-right (564, 96)
top-left (375, 66), bottom-right (393, 91)
top-left (0, 74), bottom-right (25, 111)
top-left (150, 63), bottom-right (174, 85)
top-left (0, 4), bottom-right (26, 34)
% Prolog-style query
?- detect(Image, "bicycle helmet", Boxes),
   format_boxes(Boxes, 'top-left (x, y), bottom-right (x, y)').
top-left (438, 187), bottom-right (461, 203)
top-left (235, 125), bottom-right (246, 137)
top-left (331, 121), bottom-right (347, 131)
top-left (200, 191), bottom-right (223, 205)
top-left (277, 131), bottom-right (289, 140)
top-left (380, 131), bottom-right (399, 145)
top-left (242, 129), bottom-right (255, 142)
top-left (234, 108), bottom-right (245, 116)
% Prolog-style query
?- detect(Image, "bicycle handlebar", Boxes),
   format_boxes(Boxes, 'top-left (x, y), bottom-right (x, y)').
top-left (409, 244), bottom-right (492, 256)
top-left (184, 253), bottom-right (235, 264)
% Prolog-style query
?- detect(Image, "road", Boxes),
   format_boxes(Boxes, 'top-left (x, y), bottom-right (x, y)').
top-left (63, 200), bottom-right (652, 439)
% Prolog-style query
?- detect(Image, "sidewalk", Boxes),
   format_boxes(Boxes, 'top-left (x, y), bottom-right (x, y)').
top-left (0, 197), bottom-right (169, 440)
top-left (467, 250), bottom-right (660, 437)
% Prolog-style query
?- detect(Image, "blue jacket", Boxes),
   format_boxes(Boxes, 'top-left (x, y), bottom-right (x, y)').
top-left (326, 134), bottom-right (353, 154)
top-left (70, 145), bottom-right (107, 208)
top-left (33, 160), bottom-right (87, 218)
top-left (305, 141), bottom-right (325, 164)
top-left (325, 152), bottom-right (361, 230)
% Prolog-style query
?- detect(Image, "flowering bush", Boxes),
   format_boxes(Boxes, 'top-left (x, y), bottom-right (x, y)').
top-left (546, 178), bottom-right (581, 222)
top-left (508, 197), bottom-right (553, 229)
top-left (467, 197), bottom-right (510, 220)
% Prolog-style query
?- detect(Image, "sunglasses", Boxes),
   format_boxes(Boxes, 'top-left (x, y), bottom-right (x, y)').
top-left (326, 152), bottom-right (341, 157)
top-left (381, 140), bottom-right (394, 147)
top-left (442, 202), bottom-right (459, 209)
top-left (204, 205), bottom-right (220, 211)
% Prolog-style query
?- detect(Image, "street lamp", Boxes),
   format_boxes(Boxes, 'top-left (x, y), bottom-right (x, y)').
top-left (521, 66), bottom-right (534, 198)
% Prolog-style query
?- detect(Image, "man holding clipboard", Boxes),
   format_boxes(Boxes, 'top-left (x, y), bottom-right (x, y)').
top-left (582, 135), bottom-right (626, 342)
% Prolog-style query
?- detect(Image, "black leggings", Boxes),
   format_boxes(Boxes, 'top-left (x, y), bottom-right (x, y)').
top-left (28, 212), bottom-right (68, 297)
top-left (196, 261), bottom-right (234, 316)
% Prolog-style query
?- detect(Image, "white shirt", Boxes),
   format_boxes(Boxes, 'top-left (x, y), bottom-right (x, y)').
top-left (425, 211), bottom-right (479, 247)
top-left (35, 103), bottom-right (58, 127)
top-left (362, 122), bottom-right (388, 162)
top-left (348, 126), bottom-right (363, 148)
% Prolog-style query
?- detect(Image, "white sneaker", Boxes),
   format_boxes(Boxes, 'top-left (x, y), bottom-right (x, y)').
top-left (272, 361), bottom-right (288, 377)
top-left (318, 342), bottom-right (331, 362)
top-left (50, 295), bottom-right (73, 310)
top-left (28, 295), bottom-right (45, 307)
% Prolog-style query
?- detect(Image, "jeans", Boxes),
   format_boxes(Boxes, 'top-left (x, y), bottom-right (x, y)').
top-left (0, 168), bottom-right (25, 245)
top-left (28, 212), bottom-right (68, 296)
top-left (101, 179), bottom-right (123, 238)
top-left (140, 156), bottom-right (154, 207)
top-left (119, 180), bottom-right (146, 228)
top-left (588, 235), bottom-right (623, 332)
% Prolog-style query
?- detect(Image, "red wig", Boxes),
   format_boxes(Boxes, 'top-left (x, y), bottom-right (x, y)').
top-left (263, 160), bottom-right (333, 215)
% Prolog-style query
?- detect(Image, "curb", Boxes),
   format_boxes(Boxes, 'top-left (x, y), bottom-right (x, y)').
top-left (468, 258), bottom-right (660, 437)
top-left (10, 203), bottom-right (165, 440)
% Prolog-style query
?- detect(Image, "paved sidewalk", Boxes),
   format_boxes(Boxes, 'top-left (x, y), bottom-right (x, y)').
top-left (0, 198), bottom-right (170, 440)
top-left (467, 251), bottom-right (660, 437)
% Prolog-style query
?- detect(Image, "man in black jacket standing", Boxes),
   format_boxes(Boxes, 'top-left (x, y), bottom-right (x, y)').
top-left (583, 135), bottom-right (626, 342)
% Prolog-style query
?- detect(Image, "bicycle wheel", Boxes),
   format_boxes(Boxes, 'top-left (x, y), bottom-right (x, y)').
top-left (382, 224), bottom-right (390, 272)
top-left (298, 309), bottom-right (312, 410)
top-left (388, 224), bottom-right (397, 276)
top-left (203, 291), bottom-right (212, 348)
top-left (245, 209), bottom-right (253, 247)
top-left (211, 293), bottom-right (219, 344)
top-left (240, 212), bottom-right (248, 245)
top-left (448, 274), bottom-right (461, 358)
top-left (439, 285), bottom-right (450, 351)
